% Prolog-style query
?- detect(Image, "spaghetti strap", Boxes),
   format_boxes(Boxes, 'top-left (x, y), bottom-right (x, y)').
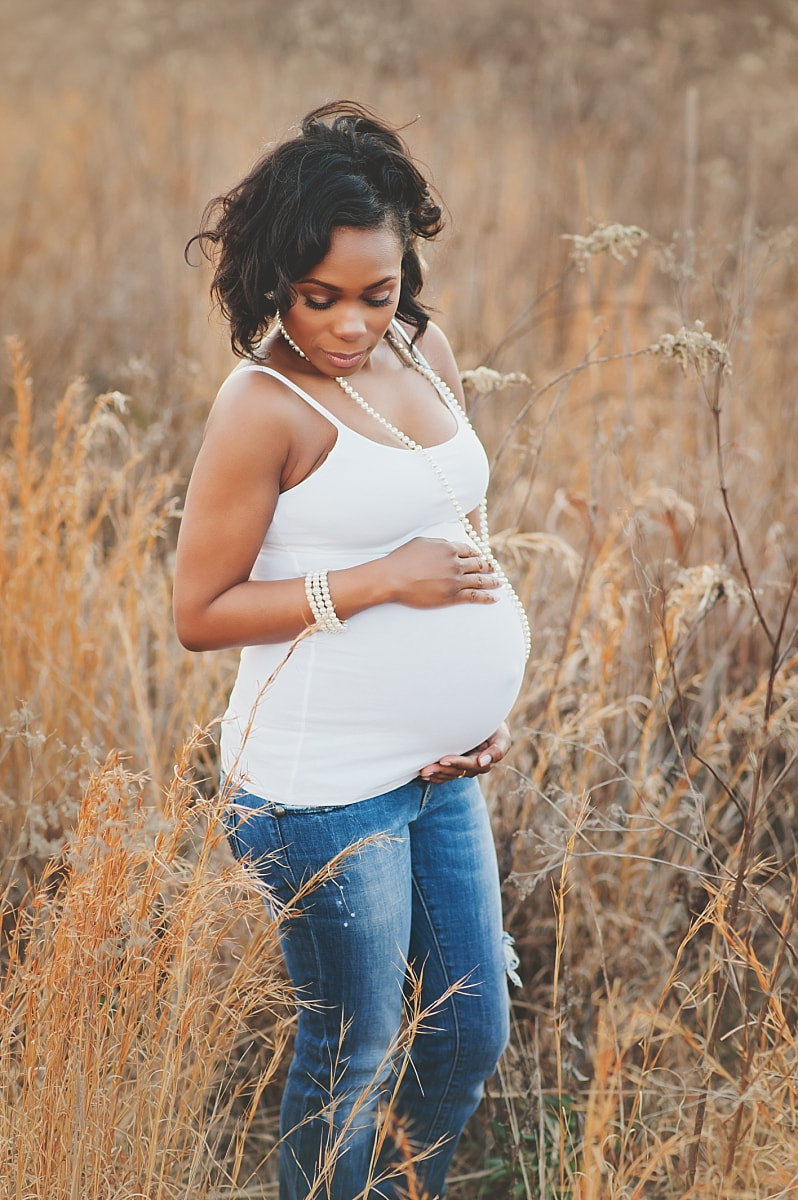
top-left (237, 362), bottom-right (349, 430)
top-left (389, 320), bottom-right (459, 415)
top-left (389, 319), bottom-right (434, 372)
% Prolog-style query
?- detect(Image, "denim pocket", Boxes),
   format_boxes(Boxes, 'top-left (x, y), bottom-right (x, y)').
top-left (221, 788), bottom-right (276, 862)
top-left (221, 802), bottom-right (245, 861)
top-left (222, 791), bottom-right (291, 877)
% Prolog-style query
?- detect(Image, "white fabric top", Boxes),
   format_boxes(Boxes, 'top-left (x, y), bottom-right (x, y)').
top-left (221, 333), bottom-right (526, 806)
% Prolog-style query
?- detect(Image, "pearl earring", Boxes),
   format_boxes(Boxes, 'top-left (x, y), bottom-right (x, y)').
top-left (274, 309), bottom-right (308, 360)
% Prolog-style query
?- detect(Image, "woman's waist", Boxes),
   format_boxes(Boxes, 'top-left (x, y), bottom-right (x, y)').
top-left (251, 519), bottom-right (476, 578)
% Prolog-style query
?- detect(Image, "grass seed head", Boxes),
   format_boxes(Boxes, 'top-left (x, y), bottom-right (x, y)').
top-left (460, 366), bottom-right (531, 393)
top-left (563, 222), bottom-right (649, 270)
top-left (650, 320), bottom-right (733, 376)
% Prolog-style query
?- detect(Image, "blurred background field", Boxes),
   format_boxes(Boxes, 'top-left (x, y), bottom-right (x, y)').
top-left (2, 1), bottom-right (798, 1196)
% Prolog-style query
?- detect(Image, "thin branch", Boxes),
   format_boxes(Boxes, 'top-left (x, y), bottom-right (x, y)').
top-left (709, 366), bottom-right (774, 648)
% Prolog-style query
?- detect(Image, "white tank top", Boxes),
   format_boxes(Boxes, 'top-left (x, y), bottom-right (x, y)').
top-left (221, 335), bottom-right (526, 806)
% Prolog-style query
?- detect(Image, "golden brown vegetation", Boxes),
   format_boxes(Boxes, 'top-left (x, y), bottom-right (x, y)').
top-left (3, 1), bottom-right (798, 1196)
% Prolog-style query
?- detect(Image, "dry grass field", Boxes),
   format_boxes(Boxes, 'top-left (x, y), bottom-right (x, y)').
top-left (3, 1), bottom-right (798, 1195)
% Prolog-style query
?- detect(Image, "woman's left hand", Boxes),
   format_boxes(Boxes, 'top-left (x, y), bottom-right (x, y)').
top-left (419, 723), bottom-right (512, 784)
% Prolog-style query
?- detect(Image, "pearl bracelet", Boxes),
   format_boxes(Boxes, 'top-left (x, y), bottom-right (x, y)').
top-left (304, 570), bottom-right (347, 633)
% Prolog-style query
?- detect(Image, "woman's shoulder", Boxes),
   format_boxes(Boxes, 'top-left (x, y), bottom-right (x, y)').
top-left (201, 354), bottom-right (305, 452)
top-left (215, 343), bottom-right (309, 414)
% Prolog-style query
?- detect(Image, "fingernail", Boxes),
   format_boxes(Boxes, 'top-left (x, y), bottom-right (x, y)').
top-left (479, 753), bottom-right (492, 766)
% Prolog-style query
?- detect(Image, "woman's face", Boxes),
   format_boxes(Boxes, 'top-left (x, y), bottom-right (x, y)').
top-left (282, 222), bottom-right (404, 376)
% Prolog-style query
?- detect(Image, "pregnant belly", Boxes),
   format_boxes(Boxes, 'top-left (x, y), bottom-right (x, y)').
top-left (223, 586), bottom-right (527, 805)
top-left (336, 588), bottom-right (525, 749)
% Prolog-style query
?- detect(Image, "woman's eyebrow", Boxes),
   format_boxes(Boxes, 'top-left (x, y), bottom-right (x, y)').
top-left (297, 274), bottom-right (397, 291)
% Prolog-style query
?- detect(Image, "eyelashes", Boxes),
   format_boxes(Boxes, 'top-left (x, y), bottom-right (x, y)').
top-left (303, 295), bottom-right (394, 311)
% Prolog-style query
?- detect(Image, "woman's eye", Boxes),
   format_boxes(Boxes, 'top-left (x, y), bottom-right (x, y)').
top-left (302, 293), bottom-right (394, 311)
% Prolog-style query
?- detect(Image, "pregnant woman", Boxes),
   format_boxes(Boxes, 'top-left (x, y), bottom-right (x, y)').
top-left (173, 102), bottom-right (528, 1199)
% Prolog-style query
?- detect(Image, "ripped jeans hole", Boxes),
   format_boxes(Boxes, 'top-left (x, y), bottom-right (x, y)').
top-left (502, 931), bottom-right (522, 988)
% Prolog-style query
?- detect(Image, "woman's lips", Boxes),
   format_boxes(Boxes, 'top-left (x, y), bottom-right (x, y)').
top-left (322, 348), bottom-right (367, 371)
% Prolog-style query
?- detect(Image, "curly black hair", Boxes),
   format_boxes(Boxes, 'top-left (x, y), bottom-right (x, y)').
top-left (187, 102), bottom-right (444, 358)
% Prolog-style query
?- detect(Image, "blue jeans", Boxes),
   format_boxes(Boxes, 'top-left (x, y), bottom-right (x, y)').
top-left (224, 775), bottom-right (511, 1200)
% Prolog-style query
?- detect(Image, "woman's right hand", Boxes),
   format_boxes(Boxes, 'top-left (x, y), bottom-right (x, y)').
top-left (385, 538), bottom-right (501, 608)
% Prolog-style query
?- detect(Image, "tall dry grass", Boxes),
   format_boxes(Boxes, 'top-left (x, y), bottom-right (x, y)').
top-left (0, 340), bottom-right (233, 896)
top-left (3, 1), bottom-right (798, 1196)
top-left (1, 744), bottom-right (293, 1198)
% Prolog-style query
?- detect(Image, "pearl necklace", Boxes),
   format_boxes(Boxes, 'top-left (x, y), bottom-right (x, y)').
top-left (274, 313), bottom-right (531, 660)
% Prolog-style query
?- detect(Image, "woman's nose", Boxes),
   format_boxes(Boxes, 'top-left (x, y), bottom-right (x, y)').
top-left (331, 304), bottom-right (368, 340)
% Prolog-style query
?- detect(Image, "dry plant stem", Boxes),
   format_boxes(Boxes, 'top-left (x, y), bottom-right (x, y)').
top-left (551, 794), bottom-right (591, 1195)
top-left (745, 852), bottom-right (798, 976)
top-left (680, 85), bottom-right (699, 321)
top-left (492, 345), bottom-right (651, 470)
top-left (496, 1058), bottom-right (534, 1200)
top-left (723, 872), bottom-right (798, 1180)
top-left (624, 902), bottom-right (720, 1183)
top-left (551, 875), bottom-right (568, 1198)
top-left (656, 616), bottom-right (745, 838)
top-left (709, 368), bottom-right (775, 650)
top-left (684, 372), bottom-right (798, 1189)
top-left (543, 523), bottom-right (598, 726)
top-left (506, 370), bottom-right (575, 531)
top-left (720, 584), bottom-right (798, 1180)
top-left (483, 267), bottom-right (574, 370)
top-left (381, 1109), bottom-right (425, 1200)
top-left (721, 565), bottom-right (795, 918)
top-left (514, 342), bottom-right (608, 724)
